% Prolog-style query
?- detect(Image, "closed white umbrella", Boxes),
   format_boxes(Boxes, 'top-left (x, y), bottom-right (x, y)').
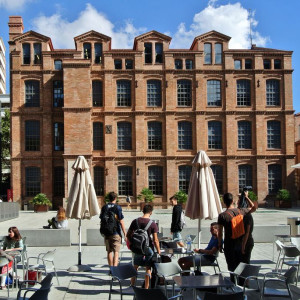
top-left (291, 163), bottom-right (300, 169)
top-left (185, 150), bottom-right (222, 247)
top-left (66, 156), bottom-right (100, 271)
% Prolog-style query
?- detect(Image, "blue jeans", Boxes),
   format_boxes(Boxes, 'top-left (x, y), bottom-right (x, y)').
top-left (173, 231), bottom-right (183, 242)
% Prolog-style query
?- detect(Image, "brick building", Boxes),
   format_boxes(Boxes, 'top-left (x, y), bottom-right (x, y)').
top-left (8, 16), bottom-right (295, 209)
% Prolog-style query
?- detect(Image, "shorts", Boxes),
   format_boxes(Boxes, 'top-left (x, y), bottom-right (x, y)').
top-left (172, 231), bottom-right (182, 242)
top-left (105, 234), bottom-right (122, 253)
top-left (133, 247), bottom-right (154, 267)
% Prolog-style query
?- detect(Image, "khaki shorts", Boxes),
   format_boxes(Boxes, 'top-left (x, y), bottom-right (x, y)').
top-left (105, 235), bottom-right (122, 253)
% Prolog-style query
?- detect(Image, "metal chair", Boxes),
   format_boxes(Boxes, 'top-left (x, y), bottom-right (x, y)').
top-left (280, 245), bottom-right (300, 285)
top-left (203, 291), bottom-right (245, 300)
top-left (275, 240), bottom-right (285, 272)
top-left (291, 236), bottom-right (300, 250)
top-left (109, 263), bottom-right (137, 300)
top-left (17, 273), bottom-right (53, 300)
top-left (119, 241), bottom-right (133, 262)
top-left (193, 251), bottom-right (221, 274)
top-left (0, 256), bottom-right (12, 297)
top-left (154, 261), bottom-right (182, 296)
top-left (132, 286), bottom-right (183, 300)
top-left (261, 266), bottom-right (297, 299)
top-left (27, 249), bottom-right (59, 285)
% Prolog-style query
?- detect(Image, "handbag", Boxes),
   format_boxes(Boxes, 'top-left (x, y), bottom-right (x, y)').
top-left (25, 270), bottom-right (42, 285)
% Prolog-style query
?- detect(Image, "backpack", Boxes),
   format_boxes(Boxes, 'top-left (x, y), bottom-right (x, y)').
top-left (179, 210), bottom-right (186, 230)
top-left (100, 205), bottom-right (118, 237)
top-left (130, 218), bottom-right (153, 255)
top-left (225, 209), bottom-right (245, 239)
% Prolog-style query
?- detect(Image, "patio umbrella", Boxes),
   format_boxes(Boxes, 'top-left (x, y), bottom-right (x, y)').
top-left (291, 163), bottom-right (300, 169)
top-left (185, 150), bottom-right (222, 247)
top-left (66, 156), bottom-right (100, 271)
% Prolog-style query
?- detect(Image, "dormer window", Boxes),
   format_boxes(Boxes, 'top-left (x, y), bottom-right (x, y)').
top-left (215, 43), bottom-right (222, 64)
top-left (33, 43), bottom-right (41, 64)
top-left (144, 43), bottom-right (152, 64)
top-left (22, 43), bottom-right (30, 65)
top-left (155, 43), bottom-right (163, 63)
top-left (94, 43), bottom-right (102, 64)
top-left (175, 59), bottom-right (183, 70)
top-left (204, 43), bottom-right (212, 64)
top-left (83, 43), bottom-right (91, 59)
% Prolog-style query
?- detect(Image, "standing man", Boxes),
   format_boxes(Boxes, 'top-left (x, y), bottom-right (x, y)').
top-left (100, 192), bottom-right (126, 267)
top-left (170, 195), bottom-right (185, 247)
top-left (217, 192), bottom-right (256, 275)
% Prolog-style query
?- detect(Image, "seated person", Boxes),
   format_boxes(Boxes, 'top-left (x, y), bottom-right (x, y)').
top-left (43, 206), bottom-right (68, 229)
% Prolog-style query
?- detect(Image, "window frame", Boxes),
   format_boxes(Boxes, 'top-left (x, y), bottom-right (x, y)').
top-left (234, 60), bottom-right (242, 70)
top-left (207, 80), bottom-right (221, 107)
top-left (53, 80), bottom-right (64, 108)
top-left (25, 80), bottom-right (40, 107)
top-left (114, 59), bottom-right (122, 69)
top-left (53, 166), bottom-right (65, 197)
top-left (25, 167), bottom-right (41, 196)
top-left (93, 122), bottom-right (104, 151)
top-left (117, 122), bottom-right (132, 150)
top-left (204, 43), bottom-right (212, 64)
top-left (94, 166), bottom-right (104, 196)
top-left (148, 121), bottom-right (162, 150)
top-left (266, 79), bottom-right (280, 106)
top-left (208, 121), bottom-right (222, 149)
top-left (25, 120), bottom-right (40, 151)
top-left (148, 166), bottom-right (163, 195)
top-left (144, 43), bottom-right (152, 64)
top-left (268, 164), bottom-right (282, 195)
top-left (263, 59), bottom-right (271, 69)
top-left (54, 60), bottom-right (62, 70)
top-left (267, 121), bottom-right (281, 149)
top-left (238, 164), bottom-right (253, 193)
top-left (92, 80), bottom-right (103, 107)
top-left (94, 43), bottom-right (102, 64)
top-left (211, 165), bottom-right (223, 194)
top-left (214, 43), bottom-right (222, 64)
top-left (178, 165), bottom-right (192, 194)
top-left (175, 59), bottom-right (183, 70)
top-left (177, 79), bottom-right (192, 107)
top-left (118, 166), bottom-right (133, 196)
top-left (33, 43), bottom-right (41, 65)
top-left (237, 79), bottom-right (251, 106)
top-left (117, 80), bottom-right (131, 107)
top-left (83, 43), bottom-right (91, 59)
top-left (53, 122), bottom-right (64, 151)
top-left (147, 80), bottom-right (162, 107)
top-left (178, 121), bottom-right (193, 150)
top-left (238, 121), bottom-right (252, 149)
top-left (155, 43), bottom-right (163, 63)
top-left (22, 43), bottom-right (30, 65)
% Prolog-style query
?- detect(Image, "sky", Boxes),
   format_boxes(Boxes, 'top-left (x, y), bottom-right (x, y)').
top-left (0, 0), bottom-right (300, 112)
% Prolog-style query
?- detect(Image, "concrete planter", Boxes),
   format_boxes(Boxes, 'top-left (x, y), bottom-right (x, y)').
top-left (275, 200), bottom-right (292, 209)
top-left (34, 204), bottom-right (49, 212)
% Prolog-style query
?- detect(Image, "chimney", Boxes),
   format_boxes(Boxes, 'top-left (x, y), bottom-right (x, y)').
top-left (8, 16), bottom-right (24, 42)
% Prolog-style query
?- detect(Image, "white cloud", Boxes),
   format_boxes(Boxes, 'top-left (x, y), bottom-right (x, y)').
top-left (32, 3), bottom-right (146, 49)
top-left (172, 2), bottom-right (269, 49)
top-left (0, 0), bottom-right (31, 10)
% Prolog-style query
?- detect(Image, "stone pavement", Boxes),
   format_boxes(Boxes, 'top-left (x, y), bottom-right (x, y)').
top-left (0, 208), bottom-right (300, 299)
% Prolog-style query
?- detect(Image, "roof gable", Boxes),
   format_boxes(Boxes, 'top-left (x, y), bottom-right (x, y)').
top-left (134, 30), bottom-right (171, 49)
top-left (13, 30), bottom-right (53, 49)
top-left (74, 30), bottom-right (111, 43)
top-left (190, 30), bottom-right (231, 49)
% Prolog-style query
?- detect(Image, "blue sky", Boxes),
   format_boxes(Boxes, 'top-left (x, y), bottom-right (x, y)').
top-left (1, 0), bottom-right (300, 112)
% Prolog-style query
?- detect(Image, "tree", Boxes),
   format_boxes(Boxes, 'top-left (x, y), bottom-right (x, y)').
top-left (1, 109), bottom-right (10, 183)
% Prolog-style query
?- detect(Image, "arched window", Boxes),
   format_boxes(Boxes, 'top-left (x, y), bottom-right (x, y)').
top-left (25, 80), bottom-right (40, 107)
top-left (208, 121), bottom-right (222, 149)
top-left (178, 121), bottom-right (192, 150)
top-left (148, 166), bottom-right (163, 195)
top-left (266, 80), bottom-right (280, 106)
top-left (148, 121), bottom-right (162, 150)
top-left (207, 80), bottom-right (221, 106)
top-left (94, 166), bottom-right (104, 196)
top-left (117, 80), bottom-right (131, 106)
top-left (118, 166), bottom-right (133, 196)
top-left (238, 165), bottom-right (252, 193)
top-left (178, 165), bottom-right (192, 194)
top-left (237, 79), bottom-right (251, 106)
top-left (117, 122), bottom-right (132, 150)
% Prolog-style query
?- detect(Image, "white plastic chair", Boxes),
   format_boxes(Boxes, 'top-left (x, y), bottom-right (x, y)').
top-left (27, 249), bottom-right (59, 285)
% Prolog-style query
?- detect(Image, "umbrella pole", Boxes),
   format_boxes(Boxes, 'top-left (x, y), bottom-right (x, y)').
top-left (78, 219), bottom-right (82, 265)
top-left (198, 219), bottom-right (201, 248)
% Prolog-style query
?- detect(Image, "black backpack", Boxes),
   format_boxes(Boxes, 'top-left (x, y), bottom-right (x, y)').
top-left (100, 205), bottom-right (118, 237)
top-left (130, 218), bottom-right (153, 255)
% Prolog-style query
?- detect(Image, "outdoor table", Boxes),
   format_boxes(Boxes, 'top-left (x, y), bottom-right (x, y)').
top-left (273, 234), bottom-right (300, 260)
top-left (173, 274), bottom-right (234, 300)
top-left (161, 247), bottom-right (193, 258)
top-left (5, 250), bottom-right (21, 289)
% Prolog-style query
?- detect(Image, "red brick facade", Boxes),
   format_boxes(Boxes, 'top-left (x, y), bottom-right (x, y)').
top-left (8, 16), bottom-right (296, 208)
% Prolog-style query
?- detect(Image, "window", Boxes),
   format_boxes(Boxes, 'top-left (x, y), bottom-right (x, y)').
top-left (83, 43), bottom-right (91, 59)
top-left (94, 43), bottom-right (102, 64)
top-left (177, 80), bottom-right (192, 106)
top-left (23, 43), bottom-right (30, 64)
top-left (94, 166), bottom-right (104, 196)
top-left (204, 43), bottom-right (212, 64)
top-left (53, 166), bottom-right (64, 197)
top-left (118, 166), bottom-right (133, 196)
top-left (117, 122), bottom-right (132, 150)
top-left (208, 121), bottom-right (222, 149)
top-left (211, 165), bottom-right (223, 194)
top-left (215, 43), bottom-right (222, 64)
top-left (178, 121), bottom-right (192, 150)
top-left (33, 43), bottom-right (41, 64)
top-left (53, 80), bottom-right (63, 107)
top-left (238, 165), bottom-right (252, 193)
top-left (178, 165), bottom-right (192, 194)
top-left (175, 59), bottom-right (183, 70)
top-left (148, 166), bottom-right (163, 195)
top-left (263, 59), bottom-right (271, 69)
top-left (147, 80), bottom-right (161, 107)
top-left (25, 120), bottom-right (40, 151)
top-left (234, 60), bottom-right (242, 69)
top-left (114, 59), bottom-right (122, 69)
top-left (267, 121), bottom-right (281, 149)
top-left (144, 43), bottom-right (152, 64)
top-left (237, 79), bottom-right (251, 106)
top-left (125, 59), bottom-right (133, 69)
top-left (25, 167), bottom-right (41, 196)
top-left (186, 59), bottom-right (193, 70)
top-left (266, 80), bottom-right (280, 106)
top-left (238, 121), bottom-right (252, 149)
top-left (268, 164), bottom-right (282, 194)
top-left (117, 80), bottom-right (131, 106)
top-left (274, 59), bottom-right (281, 69)
top-left (25, 80), bottom-right (40, 107)
top-left (148, 121), bottom-right (162, 150)
top-left (54, 60), bottom-right (62, 70)
top-left (93, 122), bottom-right (103, 150)
top-left (54, 122), bottom-right (64, 151)
top-left (207, 80), bottom-right (221, 106)
top-left (245, 59), bottom-right (252, 69)
top-left (155, 43), bottom-right (163, 63)
top-left (92, 80), bottom-right (103, 107)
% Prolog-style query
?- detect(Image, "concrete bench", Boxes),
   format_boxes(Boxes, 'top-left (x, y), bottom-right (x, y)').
top-left (20, 229), bottom-right (71, 247)
top-left (0, 202), bottom-right (19, 222)
top-left (86, 229), bottom-right (105, 246)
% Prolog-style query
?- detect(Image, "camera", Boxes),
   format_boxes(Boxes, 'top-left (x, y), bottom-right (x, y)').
top-left (243, 186), bottom-right (252, 192)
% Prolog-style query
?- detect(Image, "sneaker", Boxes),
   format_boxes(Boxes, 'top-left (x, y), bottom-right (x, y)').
top-left (43, 225), bottom-right (50, 229)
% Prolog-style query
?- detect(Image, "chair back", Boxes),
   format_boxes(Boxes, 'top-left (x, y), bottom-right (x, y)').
top-left (275, 240), bottom-right (284, 251)
top-left (204, 291), bottom-right (244, 300)
top-left (283, 245), bottom-right (300, 258)
top-left (29, 287), bottom-right (51, 300)
top-left (22, 236), bottom-right (27, 244)
top-left (40, 273), bottom-right (53, 289)
top-left (42, 249), bottom-right (56, 262)
top-left (284, 266), bottom-right (297, 284)
top-left (132, 286), bottom-right (167, 300)
top-left (110, 263), bottom-right (137, 280)
top-left (155, 261), bottom-right (182, 277)
top-left (234, 263), bottom-right (261, 278)
top-left (291, 237), bottom-right (300, 250)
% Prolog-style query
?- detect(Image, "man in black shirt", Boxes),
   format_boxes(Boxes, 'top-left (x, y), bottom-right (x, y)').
top-left (170, 195), bottom-right (185, 247)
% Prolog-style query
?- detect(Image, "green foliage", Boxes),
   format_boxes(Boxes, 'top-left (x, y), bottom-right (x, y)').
top-left (137, 187), bottom-right (154, 203)
top-left (1, 109), bottom-right (10, 180)
top-left (276, 189), bottom-right (291, 202)
top-left (219, 194), bottom-right (224, 203)
top-left (174, 190), bottom-right (188, 204)
top-left (30, 193), bottom-right (52, 207)
top-left (248, 191), bottom-right (258, 202)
